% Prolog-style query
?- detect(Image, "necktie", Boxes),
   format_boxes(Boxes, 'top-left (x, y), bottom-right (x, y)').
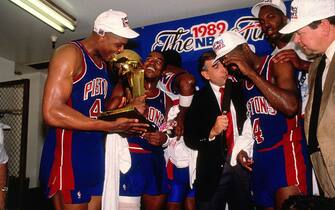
top-left (219, 87), bottom-right (234, 154)
top-left (219, 87), bottom-right (225, 111)
top-left (308, 55), bottom-right (326, 154)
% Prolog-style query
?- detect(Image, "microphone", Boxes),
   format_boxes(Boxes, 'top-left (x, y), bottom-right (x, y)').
top-left (221, 78), bottom-right (232, 114)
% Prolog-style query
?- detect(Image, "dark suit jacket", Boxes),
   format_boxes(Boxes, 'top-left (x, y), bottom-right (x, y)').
top-left (184, 81), bottom-right (246, 201)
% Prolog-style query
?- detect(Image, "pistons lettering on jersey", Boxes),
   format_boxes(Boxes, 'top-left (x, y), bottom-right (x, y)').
top-left (246, 96), bottom-right (277, 117)
top-left (83, 77), bottom-right (108, 100)
top-left (147, 107), bottom-right (165, 127)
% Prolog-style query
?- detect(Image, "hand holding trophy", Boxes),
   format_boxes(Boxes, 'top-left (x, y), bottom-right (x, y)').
top-left (99, 50), bottom-right (157, 131)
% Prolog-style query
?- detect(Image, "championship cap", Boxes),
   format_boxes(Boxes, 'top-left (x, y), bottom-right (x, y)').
top-left (93, 9), bottom-right (139, 38)
top-left (251, 0), bottom-right (287, 17)
top-left (212, 31), bottom-right (247, 64)
top-left (280, 0), bottom-right (335, 34)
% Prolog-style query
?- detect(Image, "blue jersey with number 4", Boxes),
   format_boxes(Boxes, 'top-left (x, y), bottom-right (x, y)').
top-left (243, 55), bottom-right (302, 151)
top-left (40, 41), bottom-right (112, 197)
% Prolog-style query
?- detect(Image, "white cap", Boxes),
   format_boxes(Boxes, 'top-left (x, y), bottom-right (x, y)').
top-left (212, 31), bottom-right (247, 64)
top-left (93, 9), bottom-right (139, 39)
top-left (251, 0), bottom-right (287, 17)
top-left (280, 0), bottom-right (335, 34)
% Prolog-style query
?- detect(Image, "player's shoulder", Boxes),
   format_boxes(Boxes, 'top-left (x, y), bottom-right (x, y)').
top-left (51, 43), bottom-right (83, 65)
top-left (57, 42), bottom-right (81, 54)
top-left (48, 43), bottom-right (84, 75)
top-left (270, 56), bottom-right (294, 73)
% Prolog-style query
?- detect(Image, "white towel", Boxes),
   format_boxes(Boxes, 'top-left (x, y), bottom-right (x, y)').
top-left (102, 134), bottom-right (131, 210)
top-left (0, 122), bottom-right (9, 164)
top-left (162, 105), bottom-right (198, 188)
top-left (230, 119), bottom-right (254, 166)
top-left (188, 149), bottom-right (198, 189)
top-left (164, 136), bottom-right (193, 168)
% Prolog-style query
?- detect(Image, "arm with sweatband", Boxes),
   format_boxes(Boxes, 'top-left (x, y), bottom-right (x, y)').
top-left (179, 94), bottom-right (194, 107)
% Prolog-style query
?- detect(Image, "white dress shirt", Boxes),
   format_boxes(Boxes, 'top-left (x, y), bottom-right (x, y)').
top-left (323, 40), bottom-right (335, 90)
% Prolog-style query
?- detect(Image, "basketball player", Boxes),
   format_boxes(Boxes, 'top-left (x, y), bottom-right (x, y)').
top-left (158, 50), bottom-right (196, 210)
top-left (213, 31), bottom-right (309, 210)
top-left (39, 9), bottom-right (148, 210)
top-left (117, 51), bottom-right (170, 210)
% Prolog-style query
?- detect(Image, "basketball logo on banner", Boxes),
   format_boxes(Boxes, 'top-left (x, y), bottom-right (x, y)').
top-left (150, 16), bottom-right (265, 54)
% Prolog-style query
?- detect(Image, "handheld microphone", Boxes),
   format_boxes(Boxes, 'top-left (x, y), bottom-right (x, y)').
top-left (221, 78), bottom-right (232, 114)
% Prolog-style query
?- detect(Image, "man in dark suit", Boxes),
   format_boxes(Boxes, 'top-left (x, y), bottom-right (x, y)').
top-left (184, 51), bottom-right (252, 210)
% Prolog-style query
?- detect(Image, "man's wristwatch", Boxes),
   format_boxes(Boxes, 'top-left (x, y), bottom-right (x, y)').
top-left (1, 187), bottom-right (8, 192)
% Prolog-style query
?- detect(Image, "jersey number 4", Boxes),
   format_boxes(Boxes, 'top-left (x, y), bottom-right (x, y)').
top-left (89, 99), bottom-right (102, 119)
top-left (253, 118), bottom-right (264, 144)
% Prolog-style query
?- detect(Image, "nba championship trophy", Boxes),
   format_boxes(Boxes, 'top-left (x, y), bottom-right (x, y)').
top-left (98, 50), bottom-right (156, 131)
top-left (115, 50), bottom-right (145, 100)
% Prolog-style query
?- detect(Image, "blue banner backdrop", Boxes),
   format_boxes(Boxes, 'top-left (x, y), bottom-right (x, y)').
top-left (132, 3), bottom-right (290, 88)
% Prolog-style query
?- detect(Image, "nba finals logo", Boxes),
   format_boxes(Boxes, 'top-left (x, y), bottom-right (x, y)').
top-left (122, 17), bottom-right (129, 27)
top-left (291, 7), bottom-right (298, 20)
top-left (151, 21), bottom-right (229, 53)
top-left (213, 40), bottom-right (225, 53)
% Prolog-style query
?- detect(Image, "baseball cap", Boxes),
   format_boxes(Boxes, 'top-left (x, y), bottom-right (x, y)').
top-left (93, 9), bottom-right (139, 39)
top-left (251, 0), bottom-right (287, 17)
top-left (212, 31), bottom-right (247, 64)
top-left (280, 0), bottom-right (335, 34)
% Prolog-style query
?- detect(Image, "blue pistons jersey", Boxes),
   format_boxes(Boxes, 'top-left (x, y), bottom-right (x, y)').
top-left (243, 55), bottom-right (309, 207)
top-left (40, 41), bottom-right (112, 201)
top-left (120, 89), bottom-right (169, 197)
top-left (243, 55), bottom-right (303, 151)
top-left (68, 41), bottom-right (111, 119)
top-left (127, 89), bottom-right (167, 152)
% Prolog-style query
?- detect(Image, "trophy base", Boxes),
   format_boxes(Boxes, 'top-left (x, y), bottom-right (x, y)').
top-left (98, 106), bottom-right (157, 132)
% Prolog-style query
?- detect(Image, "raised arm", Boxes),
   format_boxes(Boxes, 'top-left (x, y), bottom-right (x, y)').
top-left (174, 72), bottom-right (195, 138)
top-left (249, 61), bottom-right (299, 116)
top-left (225, 54), bottom-right (299, 116)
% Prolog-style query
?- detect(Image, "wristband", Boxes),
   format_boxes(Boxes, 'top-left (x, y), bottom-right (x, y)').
top-left (208, 136), bottom-right (215, 141)
top-left (162, 134), bottom-right (171, 147)
top-left (1, 186), bottom-right (8, 192)
top-left (179, 94), bottom-right (194, 107)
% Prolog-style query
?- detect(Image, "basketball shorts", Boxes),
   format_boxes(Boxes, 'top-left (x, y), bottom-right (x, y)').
top-left (119, 151), bottom-right (169, 196)
top-left (167, 163), bottom-right (195, 203)
top-left (252, 140), bottom-right (309, 208)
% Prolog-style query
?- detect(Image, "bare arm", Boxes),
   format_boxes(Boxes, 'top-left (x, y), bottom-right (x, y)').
top-left (43, 44), bottom-right (148, 133)
top-left (174, 73), bottom-right (195, 138)
top-left (248, 61), bottom-right (299, 116)
top-left (106, 82), bottom-right (126, 110)
top-left (272, 49), bottom-right (311, 72)
top-left (142, 131), bottom-right (168, 146)
top-left (175, 73), bottom-right (196, 96)
top-left (224, 55), bottom-right (299, 116)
